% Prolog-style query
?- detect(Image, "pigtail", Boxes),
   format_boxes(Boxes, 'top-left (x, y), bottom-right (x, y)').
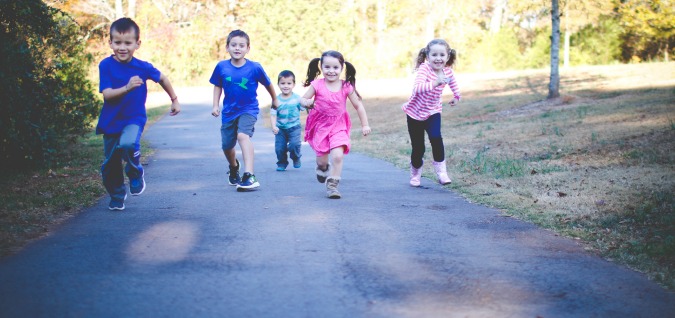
top-left (415, 48), bottom-right (426, 69)
top-left (344, 61), bottom-right (362, 100)
top-left (447, 48), bottom-right (457, 68)
top-left (303, 58), bottom-right (321, 87)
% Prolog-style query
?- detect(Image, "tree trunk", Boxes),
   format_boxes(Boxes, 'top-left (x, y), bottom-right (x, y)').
top-left (128, 0), bottom-right (136, 19)
top-left (490, 0), bottom-right (507, 34)
top-left (376, 0), bottom-right (386, 61)
top-left (548, 0), bottom-right (561, 99)
top-left (115, 0), bottom-right (123, 19)
top-left (563, 6), bottom-right (569, 68)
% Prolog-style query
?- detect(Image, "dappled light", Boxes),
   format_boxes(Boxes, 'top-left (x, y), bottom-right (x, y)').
top-left (126, 220), bottom-right (199, 265)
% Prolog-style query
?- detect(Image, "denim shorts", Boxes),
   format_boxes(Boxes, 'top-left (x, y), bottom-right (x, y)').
top-left (220, 113), bottom-right (256, 150)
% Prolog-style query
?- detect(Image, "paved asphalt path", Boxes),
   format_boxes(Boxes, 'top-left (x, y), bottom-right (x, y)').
top-left (1, 101), bottom-right (674, 318)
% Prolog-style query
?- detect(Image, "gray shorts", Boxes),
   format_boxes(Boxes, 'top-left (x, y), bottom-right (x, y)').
top-left (221, 113), bottom-right (256, 150)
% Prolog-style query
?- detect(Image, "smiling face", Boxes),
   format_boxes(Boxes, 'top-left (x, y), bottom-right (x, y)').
top-left (320, 56), bottom-right (343, 83)
top-left (226, 36), bottom-right (250, 62)
top-left (278, 76), bottom-right (295, 96)
top-left (427, 44), bottom-right (450, 72)
top-left (109, 30), bottom-right (140, 63)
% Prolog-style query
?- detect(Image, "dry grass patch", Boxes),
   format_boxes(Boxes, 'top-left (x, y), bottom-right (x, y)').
top-left (350, 62), bottom-right (675, 289)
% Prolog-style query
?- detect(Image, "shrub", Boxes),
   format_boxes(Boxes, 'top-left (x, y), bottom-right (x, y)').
top-left (0, 1), bottom-right (101, 171)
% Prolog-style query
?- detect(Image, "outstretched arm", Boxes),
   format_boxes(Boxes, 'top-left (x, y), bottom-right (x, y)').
top-left (158, 73), bottom-right (180, 116)
top-left (300, 86), bottom-right (316, 109)
top-left (348, 92), bottom-right (371, 136)
top-left (265, 84), bottom-right (279, 109)
top-left (212, 85), bottom-right (222, 117)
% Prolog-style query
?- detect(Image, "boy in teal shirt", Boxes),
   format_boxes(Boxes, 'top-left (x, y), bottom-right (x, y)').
top-left (270, 70), bottom-right (303, 171)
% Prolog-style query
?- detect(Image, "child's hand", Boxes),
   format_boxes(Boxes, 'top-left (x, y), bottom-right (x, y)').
top-left (435, 73), bottom-right (447, 87)
top-left (169, 100), bottom-right (181, 116)
top-left (301, 98), bottom-right (315, 109)
top-left (448, 98), bottom-right (458, 107)
top-left (211, 106), bottom-right (220, 117)
top-left (125, 75), bottom-right (144, 92)
top-left (362, 125), bottom-right (371, 136)
top-left (272, 126), bottom-right (279, 134)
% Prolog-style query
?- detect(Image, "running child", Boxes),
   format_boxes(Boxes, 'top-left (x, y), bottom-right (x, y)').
top-left (301, 50), bottom-right (371, 199)
top-left (97, 17), bottom-right (181, 211)
top-left (210, 29), bottom-right (279, 191)
top-left (402, 39), bottom-right (461, 187)
top-left (270, 70), bottom-right (304, 171)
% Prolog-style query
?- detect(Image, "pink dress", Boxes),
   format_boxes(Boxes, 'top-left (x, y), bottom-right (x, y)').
top-left (304, 79), bottom-right (353, 156)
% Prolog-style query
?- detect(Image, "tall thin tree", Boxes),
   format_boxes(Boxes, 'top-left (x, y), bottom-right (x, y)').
top-left (549, 0), bottom-right (561, 99)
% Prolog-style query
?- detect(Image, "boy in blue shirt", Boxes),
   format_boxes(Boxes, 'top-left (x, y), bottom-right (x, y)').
top-left (270, 70), bottom-right (303, 171)
top-left (210, 29), bottom-right (279, 191)
top-left (97, 18), bottom-right (180, 211)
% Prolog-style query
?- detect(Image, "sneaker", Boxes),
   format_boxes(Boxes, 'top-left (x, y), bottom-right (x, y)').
top-left (276, 164), bottom-right (287, 171)
top-left (129, 174), bottom-right (146, 196)
top-left (293, 158), bottom-right (301, 168)
top-left (108, 195), bottom-right (126, 211)
top-left (237, 172), bottom-right (260, 191)
top-left (228, 159), bottom-right (241, 185)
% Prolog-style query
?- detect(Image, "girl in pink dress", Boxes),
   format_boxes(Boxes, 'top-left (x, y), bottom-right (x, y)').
top-left (300, 50), bottom-right (371, 199)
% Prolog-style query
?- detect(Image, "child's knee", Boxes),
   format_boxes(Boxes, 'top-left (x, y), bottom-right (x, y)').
top-left (237, 132), bottom-right (251, 141)
top-left (118, 141), bottom-right (139, 152)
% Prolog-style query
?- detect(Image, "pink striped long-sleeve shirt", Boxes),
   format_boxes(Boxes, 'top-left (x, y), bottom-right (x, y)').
top-left (402, 62), bottom-right (461, 121)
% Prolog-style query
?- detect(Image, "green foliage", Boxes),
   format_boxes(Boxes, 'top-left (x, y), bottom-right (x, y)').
top-left (571, 16), bottom-right (623, 65)
top-left (0, 0), bottom-right (101, 171)
top-left (241, 0), bottom-right (357, 83)
top-left (522, 27), bottom-right (554, 69)
top-left (618, 0), bottom-right (675, 62)
top-left (467, 29), bottom-right (523, 72)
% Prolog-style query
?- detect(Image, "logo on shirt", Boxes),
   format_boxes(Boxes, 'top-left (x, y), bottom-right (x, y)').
top-left (226, 77), bottom-right (249, 90)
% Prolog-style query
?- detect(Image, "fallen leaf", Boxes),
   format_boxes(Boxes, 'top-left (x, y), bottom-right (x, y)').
top-left (557, 192), bottom-right (567, 197)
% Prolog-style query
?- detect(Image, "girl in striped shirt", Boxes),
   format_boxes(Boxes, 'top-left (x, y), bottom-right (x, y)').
top-left (402, 39), bottom-right (461, 187)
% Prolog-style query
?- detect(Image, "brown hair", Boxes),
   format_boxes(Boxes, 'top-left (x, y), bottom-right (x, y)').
top-left (303, 50), bottom-right (361, 100)
top-left (415, 39), bottom-right (456, 69)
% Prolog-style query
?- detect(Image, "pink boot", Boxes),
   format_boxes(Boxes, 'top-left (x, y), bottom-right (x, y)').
top-left (432, 160), bottom-right (452, 185)
top-left (410, 163), bottom-right (422, 187)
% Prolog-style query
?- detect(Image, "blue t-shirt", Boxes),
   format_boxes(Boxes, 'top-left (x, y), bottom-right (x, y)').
top-left (270, 93), bottom-right (303, 129)
top-left (96, 55), bottom-right (161, 134)
top-left (209, 59), bottom-right (272, 123)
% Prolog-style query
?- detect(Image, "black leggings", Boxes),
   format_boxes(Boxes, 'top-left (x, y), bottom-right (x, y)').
top-left (407, 114), bottom-right (445, 168)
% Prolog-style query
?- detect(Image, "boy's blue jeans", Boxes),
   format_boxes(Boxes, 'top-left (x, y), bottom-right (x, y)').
top-left (101, 124), bottom-right (144, 201)
top-left (275, 125), bottom-right (302, 167)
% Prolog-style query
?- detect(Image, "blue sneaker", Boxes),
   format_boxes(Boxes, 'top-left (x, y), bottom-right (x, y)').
top-left (228, 159), bottom-right (241, 186)
top-left (236, 172), bottom-right (260, 191)
top-left (276, 164), bottom-right (287, 171)
top-left (293, 158), bottom-right (301, 168)
top-left (129, 174), bottom-right (145, 196)
top-left (108, 195), bottom-right (126, 211)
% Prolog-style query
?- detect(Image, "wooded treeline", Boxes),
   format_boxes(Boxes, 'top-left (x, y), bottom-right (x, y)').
top-left (1, 0), bottom-right (672, 169)
top-left (53, 0), bottom-right (674, 84)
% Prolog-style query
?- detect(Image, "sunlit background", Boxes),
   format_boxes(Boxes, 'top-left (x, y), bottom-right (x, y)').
top-left (49, 0), bottom-right (673, 85)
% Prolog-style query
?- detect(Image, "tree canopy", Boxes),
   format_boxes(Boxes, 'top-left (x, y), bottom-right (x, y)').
top-left (53, 0), bottom-right (673, 84)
